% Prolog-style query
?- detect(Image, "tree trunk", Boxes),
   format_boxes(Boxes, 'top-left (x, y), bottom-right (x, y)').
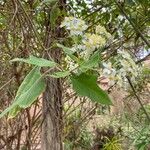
top-left (41, 0), bottom-right (65, 149)
top-left (42, 74), bottom-right (63, 150)
top-left (42, 45), bottom-right (63, 150)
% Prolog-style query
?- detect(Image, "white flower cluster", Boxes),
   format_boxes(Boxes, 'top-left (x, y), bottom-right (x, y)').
top-left (64, 56), bottom-right (78, 72)
top-left (60, 17), bottom-right (111, 58)
top-left (102, 50), bottom-right (140, 88)
top-left (96, 25), bottom-right (111, 39)
top-left (102, 62), bottom-right (117, 86)
top-left (60, 17), bottom-right (141, 88)
top-left (60, 17), bottom-right (88, 35)
top-left (81, 33), bottom-right (106, 58)
top-left (60, 16), bottom-right (112, 70)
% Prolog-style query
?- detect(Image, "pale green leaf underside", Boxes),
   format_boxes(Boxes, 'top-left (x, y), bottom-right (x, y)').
top-left (70, 73), bottom-right (112, 105)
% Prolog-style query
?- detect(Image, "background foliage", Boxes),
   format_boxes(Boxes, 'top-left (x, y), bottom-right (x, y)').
top-left (0, 0), bottom-right (150, 149)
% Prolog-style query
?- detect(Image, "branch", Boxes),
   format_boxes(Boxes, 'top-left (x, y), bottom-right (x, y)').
top-left (127, 76), bottom-right (150, 122)
top-left (0, 77), bottom-right (14, 91)
top-left (83, 6), bottom-right (103, 19)
top-left (136, 53), bottom-right (150, 63)
top-left (17, 0), bottom-right (45, 50)
top-left (114, 0), bottom-right (150, 48)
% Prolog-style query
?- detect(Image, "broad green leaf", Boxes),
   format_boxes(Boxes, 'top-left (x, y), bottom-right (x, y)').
top-left (8, 106), bottom-right (21, 118)
top-left (80, 52), bottom-right (100, 72)
top-left (49, 70), bottom-right (70, 78)
top-left (70, 73), bottom-right (112, 105)
top-left (0, 67), bottom-right (46, 118)
top-left (16, 67), bottom-right (42, 98)
top-left (18, 76), bottom-right (45, 108)
top-left (11, 55), bottom-right (56, 67)
top-left (57, 44), bottom-right (78, 62)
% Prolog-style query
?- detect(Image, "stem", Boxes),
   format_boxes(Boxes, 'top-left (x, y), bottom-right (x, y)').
top-left (127, 76), bottom-right (150, 122)
top-left (17, 0), bottom-right (45, 50)
top-left (114, 0), bottom-right (150, 48)
top-left (136, 53), bottom-right (150, 63)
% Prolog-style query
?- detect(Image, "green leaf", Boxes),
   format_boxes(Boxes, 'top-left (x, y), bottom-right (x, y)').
top-left (0, 102), bottom-right (19, 119)
top-left (57, 44), bottom-right (78, 62)
top-left (8, 106), bottom-right (21, 118)
top-left (80, 52), bottom-right (100, 72)
top-left (57, 43), bottom-right (74, 55)
top-left (49, 70), bottom-right (70, 78)
top-left (17, 71), bottom-right (45, 108)
top-left (0, 67), bottom-right (46, 118)
top-left (11, 55), bottom-right (56, 67)
top-left (70, 73), bottom-right (112, 105)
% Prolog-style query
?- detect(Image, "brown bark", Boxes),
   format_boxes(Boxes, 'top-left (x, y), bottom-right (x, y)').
top-left (42, 74), bottom-right (63, 150)
top-left (42, 44), bottom-right (63, 150)
top-left (41, 0), bottom-right (66, 149)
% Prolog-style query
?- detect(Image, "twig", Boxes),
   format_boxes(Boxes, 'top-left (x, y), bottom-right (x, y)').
top-left (136, 53), bottom-right (150, 63)
top-left (127, 76), bottom-right (150, 122)
top-left (114, 0), bottom-right (150, 47)
top-left (0, 77), bottom-right (15, 91)
top-left (17, 0), bottom-right (46, 50)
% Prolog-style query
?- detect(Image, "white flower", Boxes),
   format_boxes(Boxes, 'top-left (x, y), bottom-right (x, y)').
top-left (118, 51), bottom-right (139, 78)
top-left (65, 56), bottom-right (78, 72)
top-left (103, 62), bottom-right (113, 75)
top-left (118, 50), bottom-right (131, 59)
top-left (70, 47), bottom-right (76, 52)
top-left (96, 25), bottom-right (111, 39)
top-left (82, 33), bottom-right (106, 58)
top-left (60, 17), bottom-right (88, 36)
top-left (83, 33), bottom-right (106, 48)
top-left (101, 50), bottom-right (141, 88)
top-left (101, 62), bottom-right (117, 86)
